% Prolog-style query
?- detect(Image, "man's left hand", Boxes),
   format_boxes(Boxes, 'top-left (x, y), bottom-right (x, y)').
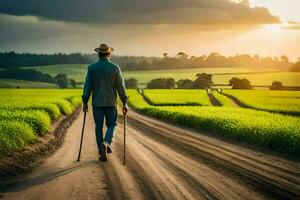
top-left (122, 105), bottom-right (128, 116)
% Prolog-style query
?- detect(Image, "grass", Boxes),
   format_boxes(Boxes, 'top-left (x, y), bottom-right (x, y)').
top-left (223, 90), bottom-right (300, 116)
top-left (212, 91), bottom-right (237, 107)
top-left (0, 79), bottom-right (58, 88)
top-left (127, 89), bottom-right (300, 156)
top-left (0, 89), bottom-right (82, 155)
top-left (143, 89), bottom-right (211, 106)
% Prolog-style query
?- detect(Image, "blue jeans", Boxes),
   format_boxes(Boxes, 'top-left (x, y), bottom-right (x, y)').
top-left (92, 106), bottom-right (118, 150)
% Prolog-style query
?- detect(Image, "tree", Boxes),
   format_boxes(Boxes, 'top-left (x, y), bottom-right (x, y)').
top-left (176, 52), bottom-right (188, 60)
top-left (69, 79), bottom-right (77, 88)
top-left (270, 81), bottom-right (283, 90)
top-left (162, 53), bottom-right (169, 58)
top-left (147, 78), bottom-right (175, 89)
top-left (290, 59), bottom-right (300, 72)
top-left (125, 78), bottom-right (138, 89)
top-left (177, 79), bottom-right (194, 89)
top-left (0, 68), bottom-right (55, 83)
top-left (139, 60), bottom-right (151, 70)
top-left (55, 73), bottom-right (69, 88)
top-left (280, 55), bottom-right (289, 64)
top-left (193, 73), bottom-right (213, 89)
top-left (229, 77), bottom-right (252, 89)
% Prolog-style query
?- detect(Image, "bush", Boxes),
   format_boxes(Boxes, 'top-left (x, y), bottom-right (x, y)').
top-left (193, 73), bottom-right (213, 89)
top-left (0, 110), bottom-right (51, 134)
top-left (0, 120), bottom-right (36, 155)
top-left (125, 78), bottom-right (138, 89)
top-left (229, 77), bottom-right (252, 89)
top-left (177, 79), bottom-right (194, 89)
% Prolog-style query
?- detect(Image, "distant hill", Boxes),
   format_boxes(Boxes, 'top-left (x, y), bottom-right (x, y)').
top-left (0, 79), bottom-right (58, 89)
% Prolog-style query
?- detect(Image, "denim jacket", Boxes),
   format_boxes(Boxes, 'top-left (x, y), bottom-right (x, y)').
top-left (82, 58), bottom-right (127, 107)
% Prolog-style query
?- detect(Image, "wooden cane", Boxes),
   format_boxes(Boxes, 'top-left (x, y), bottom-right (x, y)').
top-left (77, 111), bottom-right (87, 162)
top-left (123, 113), bottom-right (126, 165)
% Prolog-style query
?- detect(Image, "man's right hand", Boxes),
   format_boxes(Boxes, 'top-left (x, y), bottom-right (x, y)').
top-left (83, 103), bottom-right (88, 112)
top-left (122, 105), bottom-right (128, 116)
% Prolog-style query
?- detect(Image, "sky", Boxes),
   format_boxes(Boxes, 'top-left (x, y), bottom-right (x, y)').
top-left (0, 0), bottom-right (299, 60)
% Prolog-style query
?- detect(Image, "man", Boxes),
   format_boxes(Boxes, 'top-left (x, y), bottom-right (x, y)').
top-left (82, 43), bottom-right (128, 162)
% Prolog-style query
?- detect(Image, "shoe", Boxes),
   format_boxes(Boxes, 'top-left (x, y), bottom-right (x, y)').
top-left (107, 145), bottom-right (112, 154)
top-left (99, 143), bottom-right (108, 161)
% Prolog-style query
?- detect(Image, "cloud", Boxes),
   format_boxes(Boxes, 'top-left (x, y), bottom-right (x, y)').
top-left (0, 0), bottom-right (279, 25)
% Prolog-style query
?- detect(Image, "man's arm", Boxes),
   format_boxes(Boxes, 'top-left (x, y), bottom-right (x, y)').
top-left (82, 67), bottom-right (93, 111)
top-left (115, 66), bottom-right (128, 114)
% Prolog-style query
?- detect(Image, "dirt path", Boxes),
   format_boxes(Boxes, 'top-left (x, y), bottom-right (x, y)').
top-left (1, 109), bottom-right (299, 200)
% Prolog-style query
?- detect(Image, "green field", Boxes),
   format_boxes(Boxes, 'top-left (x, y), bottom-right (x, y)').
top-left (223, 90), bottom-right (300, 116)
top-left (143, 89), bottom-right (211, 106)
top-left (212, 91), bottom-right (237, 107)
top-left (0, 79), bottom-right (58, 88)
top-left (22, 64), bottom-right (300, 88)
top-left (127, 89), bottom-right (300, 155)
top-left (0, 89), bottom-right (81, 154)
top-left (22, 64), bottom-right (87, 82)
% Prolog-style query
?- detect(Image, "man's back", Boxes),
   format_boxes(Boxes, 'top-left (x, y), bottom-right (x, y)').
top-left (82, 58), bottom-right (127, 107)
top-left (81, 43), bottom-right (128, 162)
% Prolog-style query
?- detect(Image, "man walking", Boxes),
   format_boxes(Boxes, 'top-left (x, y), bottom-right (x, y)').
top-left (82, 43), bottom-right (128, 161)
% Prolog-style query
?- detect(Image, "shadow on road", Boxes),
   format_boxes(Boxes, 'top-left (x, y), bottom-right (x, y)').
top-left (0, 160), bottom-right (99, 193)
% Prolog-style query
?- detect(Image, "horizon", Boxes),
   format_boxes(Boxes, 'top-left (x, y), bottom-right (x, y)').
top-left (1, 50), bottom-right (298, 62)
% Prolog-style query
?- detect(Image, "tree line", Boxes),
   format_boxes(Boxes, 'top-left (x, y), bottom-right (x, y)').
top-left (0, 51), bottom-right (296, 71)
top-left (0, 68), bottom-right (77, 88)
top-left (126, 74), bottom-right (297, 91)
top-left (290, 59), bottom-right (300, 72)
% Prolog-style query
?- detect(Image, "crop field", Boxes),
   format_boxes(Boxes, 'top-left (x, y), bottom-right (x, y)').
top-left (223, 90), bottom-right (300, 116)
top-left (0, 89), bottom-right (81, 154)
top-left (143, 89), bottom-right (211, 106)
top-left (127, 89), bottom-right (300, 155)
top-left (23, 64), bottom-right (300, 88)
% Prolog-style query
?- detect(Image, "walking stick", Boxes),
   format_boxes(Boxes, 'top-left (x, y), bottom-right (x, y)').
top-left (123, 113), bottom-right (126, 165)
top-left (77, 110), bottom-right (87, 162)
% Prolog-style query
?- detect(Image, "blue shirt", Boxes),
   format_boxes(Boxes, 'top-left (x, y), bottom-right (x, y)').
top-left (82, 58), bottom-right (127, 107)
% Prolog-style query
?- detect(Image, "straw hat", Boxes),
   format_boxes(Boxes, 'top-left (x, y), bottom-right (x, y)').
top-left (95, 43), bottom-right (114, 53)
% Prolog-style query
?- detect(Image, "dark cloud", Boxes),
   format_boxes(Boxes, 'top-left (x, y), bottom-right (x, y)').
top-left (0, 0), bottom-right (279, 25)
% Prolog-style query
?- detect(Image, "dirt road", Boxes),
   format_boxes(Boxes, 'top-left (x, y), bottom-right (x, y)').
top-left (1, 109), bottom-right (299, 200)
